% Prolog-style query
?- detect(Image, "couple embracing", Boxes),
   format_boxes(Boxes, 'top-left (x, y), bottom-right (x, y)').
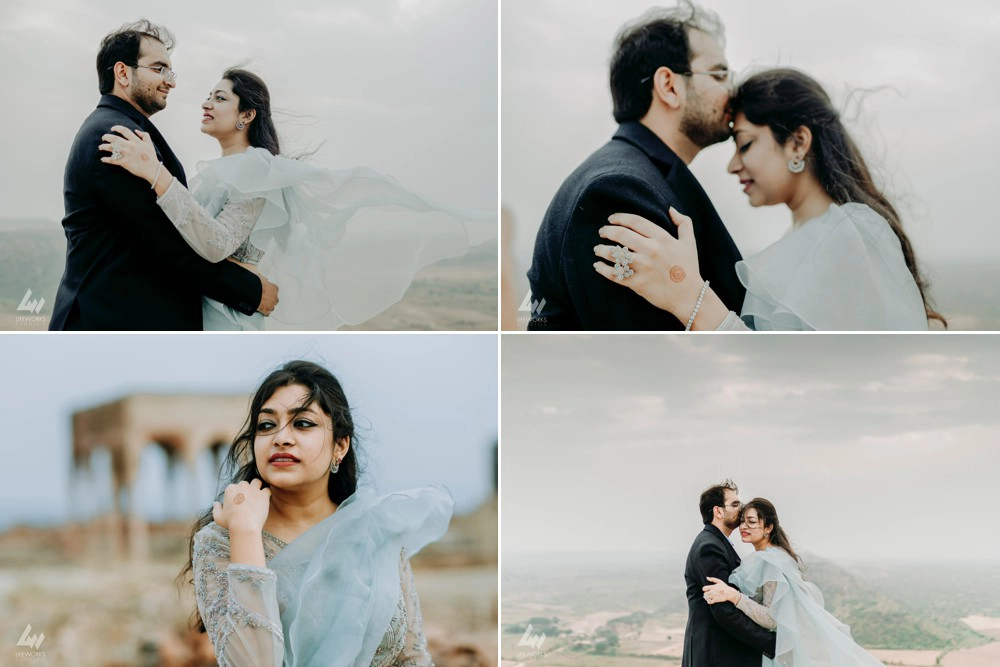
top-left (51, 19), bottom-right (493, 331)
top-left (528, 1), bottom-right (943, 331)
top-left (684, 480), bottom-right (884, 666)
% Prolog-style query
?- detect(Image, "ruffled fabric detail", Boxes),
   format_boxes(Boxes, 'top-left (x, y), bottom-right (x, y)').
top-left (736, 203), bottom-right (928, 331)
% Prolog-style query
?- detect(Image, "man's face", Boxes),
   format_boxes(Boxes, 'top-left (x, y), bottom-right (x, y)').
top-left (719, 488), bottom-right (742, 530)
top-left (678, 29), bottom-right (732, 149)
top-left (128, 37), bottom-right (175, 116)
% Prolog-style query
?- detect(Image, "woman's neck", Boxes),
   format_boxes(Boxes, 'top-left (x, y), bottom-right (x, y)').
top-left (753, 538), bottom-right (773, 552)
top-left (788, 176), bottom-right (834, 228)
top-left (219, 135), bottom-right (251, 157)
top-left (267, 486), bottom-right (338, 531)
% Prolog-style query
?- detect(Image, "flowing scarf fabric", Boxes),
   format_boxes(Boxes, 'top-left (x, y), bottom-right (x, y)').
top-left (267, 486), bottom-right (453, 667)
top-left (190, 147), bottom-right (496, 330)
top-left (729, 548), bottom-right (883, 666)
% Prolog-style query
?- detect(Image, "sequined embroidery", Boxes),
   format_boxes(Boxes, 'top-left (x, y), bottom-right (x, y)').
top-left (192, 523), bottom-right (433, 666)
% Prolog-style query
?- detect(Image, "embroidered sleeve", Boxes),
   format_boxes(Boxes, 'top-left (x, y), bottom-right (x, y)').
top-left (156, 178), bottom-right (265, 263)
top-left (716, 311), bottom-right (752, 331)
top-left (192, 525), bottom-right (284, 667)
top-left (393, 549), bottom-right (434, 666)
top-left (736, 581), bottom-right (778, 630)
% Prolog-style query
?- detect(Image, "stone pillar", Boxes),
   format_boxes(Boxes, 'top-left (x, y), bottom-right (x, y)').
top-left (179, 440), bottom-right (202, 519)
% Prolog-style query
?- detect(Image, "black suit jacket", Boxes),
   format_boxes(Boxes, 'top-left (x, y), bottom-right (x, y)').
top-left (527, 122), bottom-right (745, 330)
top-left (682, 525), bottom-right (777, 667)
top-left (50, 95), bottom-right (261, 330)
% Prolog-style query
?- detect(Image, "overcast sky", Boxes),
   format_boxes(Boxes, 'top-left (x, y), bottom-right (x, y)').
top-left (503, 1), bottom-right (1000, 285)
top-left (502, 334), bottom-right (1000, 562)
top-left (0, 333), bottom-right (497, 530)
top-left (0, 0), bottom-right (496, 223)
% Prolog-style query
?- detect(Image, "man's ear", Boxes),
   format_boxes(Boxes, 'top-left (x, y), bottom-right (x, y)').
top-left (651, 66), bottom-right (683, 110)
top-left (114, 62), bottom-right (132, 89)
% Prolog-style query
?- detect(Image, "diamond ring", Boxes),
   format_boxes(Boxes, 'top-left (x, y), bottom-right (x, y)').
top-left (612, 245), bottom-right (634, 281)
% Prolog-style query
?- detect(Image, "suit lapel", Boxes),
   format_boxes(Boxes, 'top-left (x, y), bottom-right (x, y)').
top-left (611, 121), bottom-right (716, 240)
top-left (612, 121), bottom-right (681, 174)
top-left (97, 95), bottom-right (187, 187)
top-left (140, 120), bottom-right (187, 187)
top-left (706, 524), bottom-right (741, 568)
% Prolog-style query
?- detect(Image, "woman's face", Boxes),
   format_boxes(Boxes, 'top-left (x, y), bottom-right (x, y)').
top-left (727, 112), bottom-right (799, 208)
top-left (738, 508), bottom-right (769, 545)
top-left (200, 79), bottom-right (243, 138)
top-left (253, 383), bottom-right (348, 491)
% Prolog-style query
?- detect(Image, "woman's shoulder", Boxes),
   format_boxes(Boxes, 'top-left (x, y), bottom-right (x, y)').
top-left (742, 546), bottom-right (796, 568)
top-left (783, 201), bottom-right (895, 260)
top-left (821, 202), bottom-right (896, 239)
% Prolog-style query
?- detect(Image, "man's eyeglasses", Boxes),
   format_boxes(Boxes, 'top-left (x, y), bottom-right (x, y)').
top-left (111, 63), bottom-right (178, 83)
top-left (722, 501), bottom-right (742, 510)
top-left (133, 64), bottom-right (177, 83)
top-left (640, 69), bottom-right (735, 86)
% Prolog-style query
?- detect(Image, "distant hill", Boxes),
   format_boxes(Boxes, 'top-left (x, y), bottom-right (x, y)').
top-left (0, 222), bottom-right (65, 317)
top-left (503, 551), bottom-right (994, 653)
top-left (0, 220), bottom-right (496, 330)
top-left (804, 555), bottom-right (985, 650)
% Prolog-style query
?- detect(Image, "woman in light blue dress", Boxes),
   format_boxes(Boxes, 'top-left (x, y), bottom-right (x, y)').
top-left (177, 360), bottom-right (452, 666)
top-left (593, 69), bottom-right (943, 331)
top-left (702, 498), bottom-right (884, 666)
top-left (101, 67), bottom-right (494, 330)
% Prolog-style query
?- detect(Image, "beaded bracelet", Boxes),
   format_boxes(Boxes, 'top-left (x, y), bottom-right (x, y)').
top-left (150, 162), bottom-right (163, 190)
top-left (685, 280), bottom-right (710, 331)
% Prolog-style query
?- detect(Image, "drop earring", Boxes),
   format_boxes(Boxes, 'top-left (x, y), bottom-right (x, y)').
top-left (330, 458), bottom-right (340, 474)
top-left (236, 120), bottom-right (246, 130)
top-left (787, 156), bottom-right (805, 174)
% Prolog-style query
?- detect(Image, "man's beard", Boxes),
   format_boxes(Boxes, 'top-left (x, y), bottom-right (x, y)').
top-left (132, 82), bottom-right (166, 115)
top-left (680, 95), bottom-right (729, 148)
top-left (724, 513), bottom-right (741, 530)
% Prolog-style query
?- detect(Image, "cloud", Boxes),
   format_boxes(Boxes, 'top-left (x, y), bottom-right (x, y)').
top-left (290, 7), bottom-right (377, 29)
top-left (863, 353), bottom-right (984, 392)
top-left (706, 380), bottom-right (840, 411)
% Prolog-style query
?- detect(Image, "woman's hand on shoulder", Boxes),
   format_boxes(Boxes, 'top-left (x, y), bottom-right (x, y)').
top-left (703, 576), bottom-right (739, 605)
top-left (99, 125), bottom-right (160, 182)
top-left (213, 478), bottom-right (272, 533)
top-left (593, 207), bottom-right (705, 318)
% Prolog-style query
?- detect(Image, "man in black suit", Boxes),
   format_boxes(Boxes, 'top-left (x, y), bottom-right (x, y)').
top-left (50, 19), bottom-right (278, 330)
top-left (527, 3), bottom-right (744, 330)
top-left (683, 480), bottom-right (776, 666)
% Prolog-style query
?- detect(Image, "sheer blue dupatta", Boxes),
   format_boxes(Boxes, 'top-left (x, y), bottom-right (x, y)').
top-left (267, 486), bottom-right (453, 667)
top-left (730, 547), bottom-right (883, 666)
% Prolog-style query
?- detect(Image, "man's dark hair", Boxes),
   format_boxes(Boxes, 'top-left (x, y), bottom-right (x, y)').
top-left (699, 478), bottom-right (738, 525)
top-left (609, 1), bottom-right (725, 123)
top-left (96, 19), bottom-right (176, 95)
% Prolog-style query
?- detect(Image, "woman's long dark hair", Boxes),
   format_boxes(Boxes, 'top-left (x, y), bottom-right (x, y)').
top-left (732, 68), bottom-right (946, 327)
top-left (223, 66), bottom-right (281, 156)
top-left (741, 498), bottom-right (801, 566)
top-left (177, 360), bottom-right (360, 631)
